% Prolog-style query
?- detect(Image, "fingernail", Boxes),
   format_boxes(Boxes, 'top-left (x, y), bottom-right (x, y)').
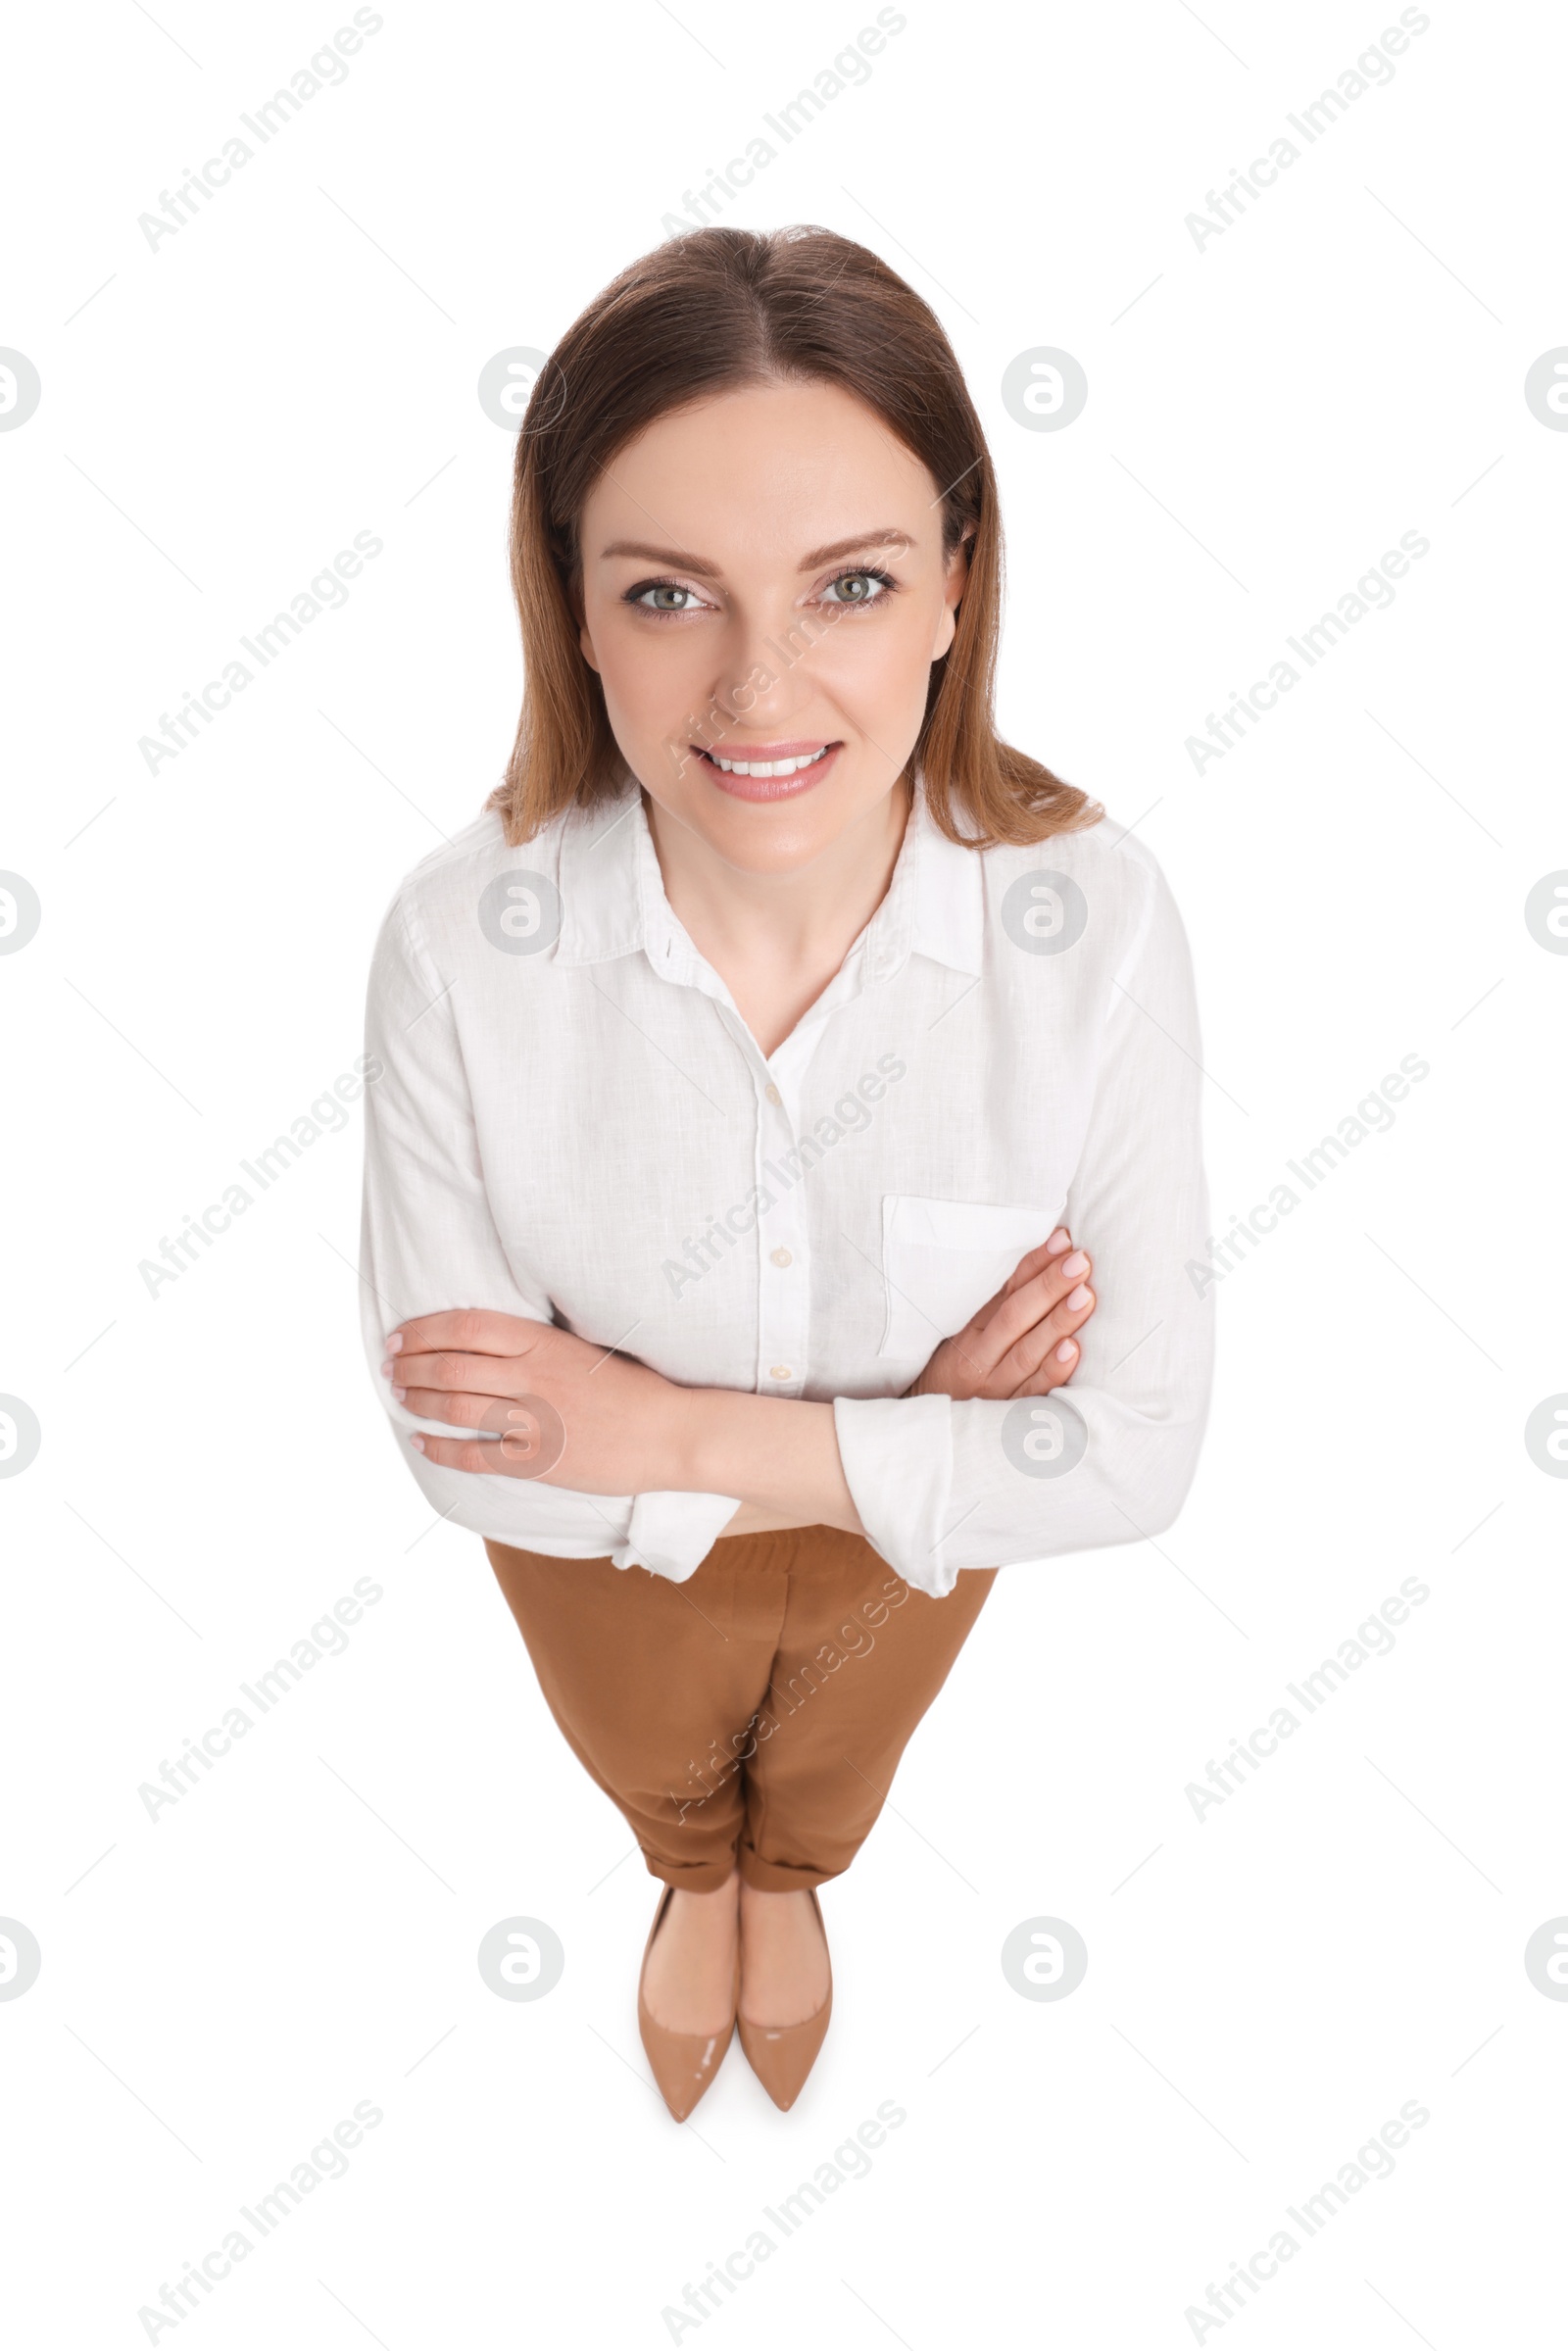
top-left (379, 1360), bottom-right (393, 1378)
top-left (386, 1333), bottom-right (404, 1355)
top-left (1067, 1284), bottom-right (1092, 1310)
top-left (409, 1434), bottom-right (425, 1452)
top-left (1046, 1227), bottom-right (1071, 1252)
top-left (1060, 1250), bottom-right (1089, 1279)
top-left (1055, 1340), bottom-right (1076, 1362)
top-left (391, 1386), bottom-right (407, 1402)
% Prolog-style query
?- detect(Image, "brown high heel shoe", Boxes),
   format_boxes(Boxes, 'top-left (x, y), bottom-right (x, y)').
top-left (737, 1887), bottom-right (832, 2111)
top-left (637, 1884), bottom-right (739, 2123)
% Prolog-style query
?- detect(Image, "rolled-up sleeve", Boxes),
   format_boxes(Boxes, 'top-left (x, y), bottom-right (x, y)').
top-left (834, 855), bottom-right (1213, 1596)
top-left (359, 890), bottom-right (739, 1577)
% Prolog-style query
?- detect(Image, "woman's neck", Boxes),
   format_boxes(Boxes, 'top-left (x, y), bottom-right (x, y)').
top-left (644, 776), bottom-right (912, 1059)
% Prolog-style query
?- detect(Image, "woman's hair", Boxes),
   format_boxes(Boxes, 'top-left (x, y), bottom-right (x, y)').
top-left (486, 223), bottom-right (1101, 850)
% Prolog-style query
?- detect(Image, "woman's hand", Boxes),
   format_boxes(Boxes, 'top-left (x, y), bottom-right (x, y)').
top-left (905, 1225), bottom-right (1096, 1401)
top-left (383, 1309), bottom-right (687, 1493)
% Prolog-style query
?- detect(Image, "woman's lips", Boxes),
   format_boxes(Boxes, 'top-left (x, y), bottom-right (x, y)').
top-left (695, 742), bottom-right (843, 801)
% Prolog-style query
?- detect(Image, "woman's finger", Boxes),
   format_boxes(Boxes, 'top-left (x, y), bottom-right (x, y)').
top-left (386, 1347), bottom-right (524, 1398)
top-left (409, 1413), bottom-right (564, 1478)
top-left (992, 1281), bottom-right (1095, 1392)
top-left (407, 1431), bottom-right (502, 1473)
top-left (933, 1233), bottom-right (1077, 1388)
top-left (389, 1307), bottom-right (538, 1361)
top-left (975, 1247), bottom-right (1092, 1368)
top-left (1000, 1227), bottom-right (1073, 1298)
top-left (393, 1385), bottom-right (518, 1428)
top-left (1008, 1334), bottom-right (1081, 1397)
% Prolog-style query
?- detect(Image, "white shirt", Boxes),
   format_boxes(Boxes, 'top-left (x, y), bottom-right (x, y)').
top-left (359, 776), bottom-right (1213, 1597)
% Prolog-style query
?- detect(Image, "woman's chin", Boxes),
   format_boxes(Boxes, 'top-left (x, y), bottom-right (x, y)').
top-left (643, 759), bottom-right (909, 874)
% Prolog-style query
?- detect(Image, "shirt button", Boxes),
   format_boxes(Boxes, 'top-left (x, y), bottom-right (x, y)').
top-left (769, 1247), bottom-right (793, 1268)
top-left (764, 1082), bottom-right (781, 1105)
top-left (768, 1364), bottom-right (793, 1382)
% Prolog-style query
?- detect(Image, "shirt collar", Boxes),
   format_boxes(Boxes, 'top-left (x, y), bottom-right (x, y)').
top-left (552, 770), bottom-right (983, 981)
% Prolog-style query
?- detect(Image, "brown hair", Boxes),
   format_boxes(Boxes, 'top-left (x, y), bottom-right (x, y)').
top-left (486, 223), bottom-right (1101, 850)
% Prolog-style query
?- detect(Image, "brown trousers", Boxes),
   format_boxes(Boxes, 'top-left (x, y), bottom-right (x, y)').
top-left (484, 1525), bottom-right (997, 1893)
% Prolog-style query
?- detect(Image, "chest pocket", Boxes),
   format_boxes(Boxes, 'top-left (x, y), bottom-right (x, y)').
top-left (877, 1194), bottom-right (1067, 1360)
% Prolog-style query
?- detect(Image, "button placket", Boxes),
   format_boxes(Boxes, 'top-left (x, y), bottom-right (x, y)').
top-left (753, 1031), bottom-right (820, 1397)
top-left (654, 913), bottom-right (875, 1406)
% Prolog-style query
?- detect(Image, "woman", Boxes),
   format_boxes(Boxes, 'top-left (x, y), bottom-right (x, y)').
top-left (359, 224), bottom-right (1213, 2121)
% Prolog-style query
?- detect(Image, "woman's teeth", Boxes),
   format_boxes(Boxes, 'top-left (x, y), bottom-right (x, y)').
top-left (706, 747), bottom-right (831, 776)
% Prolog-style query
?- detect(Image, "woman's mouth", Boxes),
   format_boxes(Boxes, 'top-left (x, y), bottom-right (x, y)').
top-left (694, 740), bottom-right (843, 801)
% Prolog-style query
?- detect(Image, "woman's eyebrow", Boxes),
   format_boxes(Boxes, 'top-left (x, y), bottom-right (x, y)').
top-left (597, 528), bottom-right (914, 577)
top-left (799, 529), bottom-right (913, 570)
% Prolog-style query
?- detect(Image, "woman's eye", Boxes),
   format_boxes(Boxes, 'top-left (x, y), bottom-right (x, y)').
top-left (631, 582), bottom-right (704, 613)
top-left (820, 569), bottom-right (893, 606)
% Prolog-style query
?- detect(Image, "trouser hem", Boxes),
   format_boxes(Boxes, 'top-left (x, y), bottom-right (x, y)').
top-left (737, 1850), bottom-right (841, 1893)
top-left (644, 1850), bottom-right (738, 1894)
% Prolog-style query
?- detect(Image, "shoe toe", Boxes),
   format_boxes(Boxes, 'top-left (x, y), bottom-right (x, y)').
top-left (737, 1999), bottom-right (832, 2110)
top-left (639, 2012), bottom-right (736, 2121)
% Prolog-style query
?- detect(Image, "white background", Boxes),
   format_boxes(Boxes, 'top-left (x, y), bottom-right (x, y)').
top-left (4, 1), bottom-right (1565, 2342)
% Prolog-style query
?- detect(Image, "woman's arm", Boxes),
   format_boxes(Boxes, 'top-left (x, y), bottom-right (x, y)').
top-left (387, 1229), bottom-right (1098, 1532)
top-left (384, 1310), bottom-right (854, 1517)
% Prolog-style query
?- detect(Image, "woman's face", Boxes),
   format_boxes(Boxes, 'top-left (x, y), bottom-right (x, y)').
top-left (574, 377), bottom-right (968, 873)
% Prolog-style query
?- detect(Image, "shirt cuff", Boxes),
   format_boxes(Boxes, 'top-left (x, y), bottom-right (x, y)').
top-left (617, 1489), bottom-right (742, 1581)
top-left (833, 1393), bottom-right (956, 1598)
